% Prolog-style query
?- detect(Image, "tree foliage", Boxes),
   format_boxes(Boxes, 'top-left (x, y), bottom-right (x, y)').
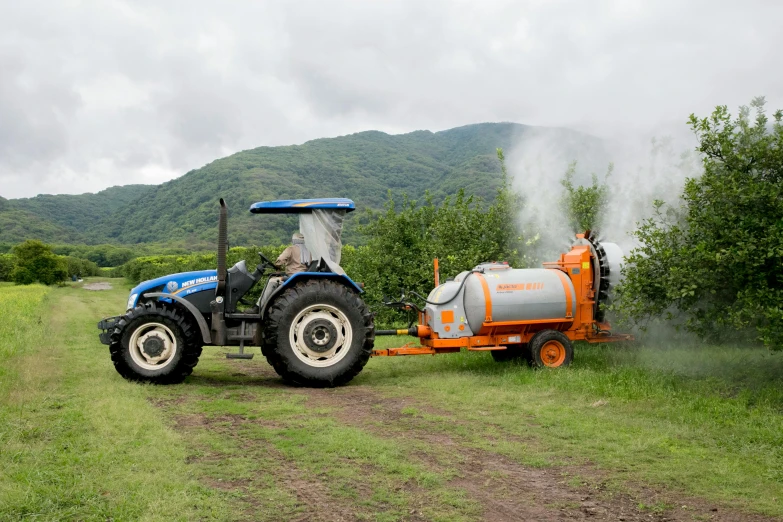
top-left (120, 246), bottom-right (287, 285)
top-left (559, 162), bottom-right (611, 233)
top-left (0, 254), bottom-right (14, 281)
top-left (615, 98), bottom-right (783, 348)
top-left (52, 244), bottom-right (141, 267)
top-left (346, 162), bottom-right (528, 326)
top-left (62, 256), bottom-right (101, 278)
top-left (11, 240), bottom-right (68, 285)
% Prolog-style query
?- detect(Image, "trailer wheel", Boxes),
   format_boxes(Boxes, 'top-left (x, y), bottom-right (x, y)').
top-left (108, 302), bottom-right (203, 384)
top-left (262, 279), bottom-right (374, 387)
top-left (490, 344), bottom-right (532, 364)
top-left (530, 330), bottom-right (573, 368)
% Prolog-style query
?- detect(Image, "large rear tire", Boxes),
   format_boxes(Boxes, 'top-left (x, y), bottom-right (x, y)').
top-left (108, 302), bottom-right (203, 384)
top-left (262, 279), bottom-right (374, 387)
top-left (529, 330), bottom-right (573, 368)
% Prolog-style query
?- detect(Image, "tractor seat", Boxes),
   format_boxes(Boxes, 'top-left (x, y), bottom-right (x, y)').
top-left (305, 259), bottom-right (328, 272)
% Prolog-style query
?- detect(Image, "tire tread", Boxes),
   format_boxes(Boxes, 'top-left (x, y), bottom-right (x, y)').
top-left (262, 279), bottom-right (374, 387)
top-left (108, 302), bottom-right (203, 384)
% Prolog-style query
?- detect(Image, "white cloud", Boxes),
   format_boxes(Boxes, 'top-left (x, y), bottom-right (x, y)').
top-left (1, 0), bottom-right (781, 198)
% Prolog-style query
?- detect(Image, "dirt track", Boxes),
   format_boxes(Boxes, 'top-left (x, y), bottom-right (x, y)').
top-left (153, 360), bottom-right (776, 522)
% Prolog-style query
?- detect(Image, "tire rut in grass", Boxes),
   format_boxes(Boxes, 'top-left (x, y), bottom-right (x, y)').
top-left (153, 396), bottom-right (379, 522)
top-left (188, 358), bottom-right (778, 521)
top-left (294, 384), bottom-right (777, 522)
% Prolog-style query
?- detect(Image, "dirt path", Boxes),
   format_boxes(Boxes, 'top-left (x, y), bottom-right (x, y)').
top-left (83, 281), bottom-right (113, 290)
top-left (298, 387), bottom-right (771, 522)
top-left (181, 359), bottom-right (776, 522)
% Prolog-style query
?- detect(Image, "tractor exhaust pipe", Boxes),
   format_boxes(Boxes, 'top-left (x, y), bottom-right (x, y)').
top-left (216, 198), bottom-right (228, 296)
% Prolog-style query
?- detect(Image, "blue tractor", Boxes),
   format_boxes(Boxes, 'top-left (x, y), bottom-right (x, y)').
top-left (98, 198), bottom-right (375, 387)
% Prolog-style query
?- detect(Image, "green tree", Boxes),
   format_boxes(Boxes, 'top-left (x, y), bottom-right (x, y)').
top-left (559, 161), bottom-right (611, 233)
top-left (493, 148), bottom-right (526, 262)
top-left (11, 240), bottom-right (68, 285)
top-left (614, 98), bottom-right (783, 348)
top-left (61, 256), bottom-right (101, 278)
top-left (0, 253), bottom-right (15, 281)
top-left (346, 165), bottom-right (528, 326)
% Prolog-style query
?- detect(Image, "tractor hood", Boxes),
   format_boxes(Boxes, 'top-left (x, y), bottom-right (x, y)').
top-left (126, 269), bottom-right (218, 310)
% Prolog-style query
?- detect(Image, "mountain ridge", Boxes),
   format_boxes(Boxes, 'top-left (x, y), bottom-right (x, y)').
top-left (1, 122), bottom-right (607, 248)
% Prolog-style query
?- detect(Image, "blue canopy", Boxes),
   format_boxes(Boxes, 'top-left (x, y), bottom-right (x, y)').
top-left (249, 198), bottom-right (356, 214)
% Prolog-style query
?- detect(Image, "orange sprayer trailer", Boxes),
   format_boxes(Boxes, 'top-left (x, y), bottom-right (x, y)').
top-left (374, 231), bottom-right (631, 367)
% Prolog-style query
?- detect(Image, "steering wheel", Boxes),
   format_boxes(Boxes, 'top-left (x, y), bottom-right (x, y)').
top-left (257, 251), bottom-right (274, 267)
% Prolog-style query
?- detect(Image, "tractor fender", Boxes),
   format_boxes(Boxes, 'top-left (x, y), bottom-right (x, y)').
top-left (143, 292), bottom-right (212, 344)
top-left (260, 272), bottom-right (362, 319)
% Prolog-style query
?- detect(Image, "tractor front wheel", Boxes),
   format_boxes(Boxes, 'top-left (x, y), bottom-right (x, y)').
top-left (262, 279), bottom-right (374, 387)
top-left (529, 330), bottom-right (573, 368)
top-left (108, 302), bottom-right (203, 384)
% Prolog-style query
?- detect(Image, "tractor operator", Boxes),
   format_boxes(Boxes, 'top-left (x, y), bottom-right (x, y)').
top-left (259, 233), bottom-right (312, 308)
top-left (276, 232), bottom-right (312, 275)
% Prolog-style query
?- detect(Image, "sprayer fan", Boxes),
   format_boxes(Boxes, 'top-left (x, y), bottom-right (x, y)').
top-left (583, 230), bottom-right (622, 323)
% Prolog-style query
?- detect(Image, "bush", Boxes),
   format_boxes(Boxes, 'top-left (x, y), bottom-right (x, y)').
top-left (11, 240), bottom-right (67, 286)
top-left (0, 254), bottom-right (14, 282)
top-left (61, 256), bottom-right (101, 278)
top-left (615, 98), bottom-right (783, 348)
top-left (345, 184), bottom-right (529, 326)
top-left (120, 246), bottom-right (286, 284)
top-left (560, 161), bottom-right (611, 233)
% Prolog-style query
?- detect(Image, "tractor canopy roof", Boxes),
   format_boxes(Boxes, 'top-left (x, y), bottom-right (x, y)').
top-left (249, 198), bottom-right (355, 214)
top-left (249, 198), bottom-right (355, 276)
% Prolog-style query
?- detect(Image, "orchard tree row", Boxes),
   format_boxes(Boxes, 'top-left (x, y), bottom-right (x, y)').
top-left (5, 99), bottom-right (778, 348)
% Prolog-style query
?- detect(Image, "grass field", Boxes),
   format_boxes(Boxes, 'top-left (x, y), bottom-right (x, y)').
top-left (1, 279), bottom-right (782, 521)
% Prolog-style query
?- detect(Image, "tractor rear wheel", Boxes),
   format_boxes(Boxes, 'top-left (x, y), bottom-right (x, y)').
top-left (262, 279), bottom-right (374, 387)
top-left (529, 330), bottom-right (573, 368)
top-left (108, 302), bottom-right (203, 384)
top-left (490, 344), bottom-right (532, 364)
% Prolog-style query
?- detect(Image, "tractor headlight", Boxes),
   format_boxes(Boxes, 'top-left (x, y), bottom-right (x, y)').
top-left (127, 293), bottom-right (138, 310)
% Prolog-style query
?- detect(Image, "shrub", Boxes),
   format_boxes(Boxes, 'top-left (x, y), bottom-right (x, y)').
top-left (0, 254), bottom-right (14, 282)
top-left (615, 98), bottom-right (783, 348)
top-left (11, 240), bottom-right (67, 286)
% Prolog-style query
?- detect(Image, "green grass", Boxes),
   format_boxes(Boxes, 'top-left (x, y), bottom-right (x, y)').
top-left (0, 280), bottom-right (233, 521)
top-left (2, 281), bottom-right (782, 520)
top-left (364, 336), bottom-right (783, 514)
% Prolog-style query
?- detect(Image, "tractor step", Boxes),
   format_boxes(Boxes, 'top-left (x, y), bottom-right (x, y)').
top-left (226, 352), bottom-right (254, 359)
top-left (225, 312), bottom-right (261, 320)
top-left (227, 335), bottom-right (255, 341)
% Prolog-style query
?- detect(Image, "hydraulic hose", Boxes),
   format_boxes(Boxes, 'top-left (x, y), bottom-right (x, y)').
top-left (408, 270), bottom-right (481, 306)
top-left (375, 327), bottom-right (418, 336)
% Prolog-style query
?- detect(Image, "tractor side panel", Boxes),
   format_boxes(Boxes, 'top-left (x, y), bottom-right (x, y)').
top-left (182, 288), bottom-right (216, 314)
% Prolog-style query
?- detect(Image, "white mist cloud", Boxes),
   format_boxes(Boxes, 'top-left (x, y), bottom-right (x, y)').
top-left (506, 126), bottom-right (701, 261)
top-left (601, 135), bottom-right (702, 254)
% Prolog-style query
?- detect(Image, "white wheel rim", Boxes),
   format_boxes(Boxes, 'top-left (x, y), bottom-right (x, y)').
top-left (288, 304), bottom-right (353, 368)
top-left (128, 322), bottom-right (178, 371)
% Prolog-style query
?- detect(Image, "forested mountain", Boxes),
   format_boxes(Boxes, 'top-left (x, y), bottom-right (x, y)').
top-left (0, 185), bottom-right (154, 245)
top-left (0, 123), bottom-right (605, 248)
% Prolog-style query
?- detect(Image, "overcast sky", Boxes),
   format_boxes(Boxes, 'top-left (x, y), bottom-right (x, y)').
top-left (1, 0), bottom-right (781, 199)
